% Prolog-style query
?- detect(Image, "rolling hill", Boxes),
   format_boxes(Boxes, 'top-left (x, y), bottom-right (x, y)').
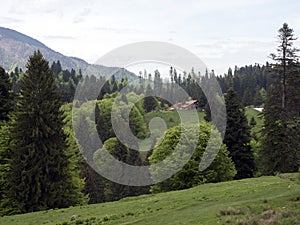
top-left (0, 27), bottom-right (137, 80)
top-left (0, 174), bottom-right (299, 225)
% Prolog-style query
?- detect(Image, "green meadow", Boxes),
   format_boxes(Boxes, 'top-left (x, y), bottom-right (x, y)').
top-left (1, 174), bottom-right (299, 225)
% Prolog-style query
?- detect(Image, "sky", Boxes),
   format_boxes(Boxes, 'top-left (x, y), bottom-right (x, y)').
top-left (1, 0), bottom-right (300, 75)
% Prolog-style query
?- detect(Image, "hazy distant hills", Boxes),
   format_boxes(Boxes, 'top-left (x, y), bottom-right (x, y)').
top-left (0, 27), bottom-right (137, 80)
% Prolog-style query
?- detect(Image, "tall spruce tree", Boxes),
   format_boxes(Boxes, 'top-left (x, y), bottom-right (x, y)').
top-left (0, 67), bottom-right (14, 122)
top-left (269, 23), bottom-right (299, 117)
top-left (224, 88), bottom-right (255, 179)
top-left (7, 51), bottom-right (83, 213)
top-left (260, 23), bottom-right (300, 174)
top-left (259, 86), bottom-right (299, 174)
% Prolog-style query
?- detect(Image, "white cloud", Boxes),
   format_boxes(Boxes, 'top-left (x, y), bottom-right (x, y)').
top-left (0, 0), bottom-right (300, 74)
top-left (0, 16), bottom-right (22, 24)
top-left (43, 35), bottom-right (76, 40)
top-left (193, 37), bottom-right (275, 74)
top-left (192, 0), bottom-right (274, 11)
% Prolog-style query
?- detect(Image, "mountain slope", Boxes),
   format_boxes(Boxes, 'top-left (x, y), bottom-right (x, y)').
top-left (0, 174), bottom-right (299, 224)
top-left (0, 27), bottom-right (136, 80)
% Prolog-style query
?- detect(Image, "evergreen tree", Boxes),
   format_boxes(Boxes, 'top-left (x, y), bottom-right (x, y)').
top-left (270, 23), bottom-right (299, 116)
top-left (216, 64), bottom-right (269, 106)
top-left (260, 23), bottom-right (300, 174)
top-left (224, 88), bottom-right (255, 179)
top-left (0, 121), bottom-right (19, 216)
top-left (143, 84), bottom-right (157, 113)
top-left (260, 86), bottom-right (294, 174)
top-left (253, 87), bottom-right (264, 107)
top-left (242, 88), bottom-right (253, 106)
top-left (50, 60), bottom-right (62, 77)
top-left (80, 161), bottom-right (105, 204)
top-left (110, 75), bottom-right (119, 93)
top-left (153, 70), bottom-right (162, 96)
top-left (7, 51), bottom-right (84, 213)
top-left (76, 115), bottom-right (106, 204)
top-left (98, 79), bottom-right (111, 100)
top-left (0, 67), bottom-right (14, 121)
top-left (260, 86), bottom-right (300, 174)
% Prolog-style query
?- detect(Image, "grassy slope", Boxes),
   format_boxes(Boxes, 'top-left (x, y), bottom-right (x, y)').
top-left (145, 108), bottom-right (262, 128)
top-left (144, 110), bottom-right (204, 128)
top-left (0, 175), bottom-right (299, 225)
top-left (245, 108), bottom-right (263, 136)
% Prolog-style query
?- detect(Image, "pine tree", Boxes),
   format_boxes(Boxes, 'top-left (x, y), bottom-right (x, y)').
top-left (0, 121), bottom-right (19, 216)
top-left (50, 60), bottom-right (62, 77)
top-left (224, 88), bottom-right (255, 179)
top-left (7, 51), bottom-right (83, 213)
top-left (0, 67), bottom-right (14, 122)
top-left (143, 84), bottom-right (157, 113)
top-left (260, 23), bottom-right (300, 174)
top-left (242, 88), bottom-right (253, 106)
top-left (260, 85), bottom-right (300, 174)
top-left (259, 86), bottom-right (299, 174)
top-left (270, 23), bottom-right (299, 117)
top-left (76, 115), bottom-right (106, 204)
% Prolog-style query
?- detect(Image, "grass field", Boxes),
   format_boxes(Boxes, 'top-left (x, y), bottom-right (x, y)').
top-left (144, 110), bottom-right (205, 129)
top-left (0, 174), bottom-right (299, 225)
top-left (244, 107), bottom-right (263, 136)
top-left (145, 108), bottom-right (262, 130)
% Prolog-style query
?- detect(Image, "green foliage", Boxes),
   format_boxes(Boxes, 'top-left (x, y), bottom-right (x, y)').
top-left (224, 88), bottom-right (255, 179)
top-left (217, 65), bottom-right (269, 106)
top-left (95, 94), bottom-right (148, 143)
top-left (260, 23), bottom-right (300, 175)
top-left (94, 138), bottom-right (130, 201)
top-left (55, 68), bottom-right (82, 103)
top-left (143, 84), bottom-right (157, 113)
top-left (96, 98), bottom-right (114, 142)
top-left (61, 104), bottom-right (89, 205)
top-left (0, 121), bottom-right (20, 216)
top-left (149, 122), bottom-right (236, 193)
top-left (50, 60), bottom-right (62, 76)
top-left (93, 136), bottom-right (148, 202)
top-left (6, 51), bottom-right (85, 214)
top-left (73, 113), bottom-right (106, 204)
top-left (260, 91), bottom-right (300, 174)
top-left (269, 23), bottom-right (299, 112)
top-left (74, 92), bottom-right (150, 203)
top-left (0, 67), bottom-right (14, 121)
top-left (242, 88), bottom-right (253, 106)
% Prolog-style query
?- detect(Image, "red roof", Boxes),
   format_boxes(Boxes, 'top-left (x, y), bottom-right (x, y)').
top-left (167, 100), bottom-right (198, 110)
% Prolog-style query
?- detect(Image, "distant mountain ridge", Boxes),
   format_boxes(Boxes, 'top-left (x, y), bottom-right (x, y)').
top-left (0, 27), bottom-right (137, 80)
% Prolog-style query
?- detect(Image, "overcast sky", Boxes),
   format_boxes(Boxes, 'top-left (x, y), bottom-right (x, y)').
top-left (1, 0), bottom-right (300, 75)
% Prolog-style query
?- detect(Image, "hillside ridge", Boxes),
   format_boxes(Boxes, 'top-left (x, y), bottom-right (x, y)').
top-left (0, 27), bottom-right (136, 80)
